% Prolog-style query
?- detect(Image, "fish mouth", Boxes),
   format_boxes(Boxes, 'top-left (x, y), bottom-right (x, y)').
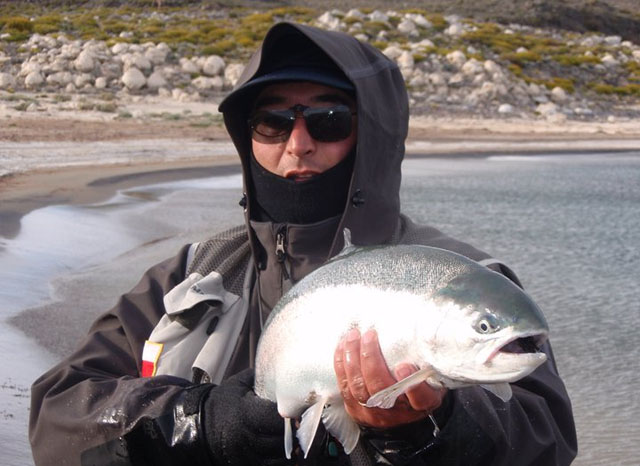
top-left (482, 331), bottom-right (548, 366)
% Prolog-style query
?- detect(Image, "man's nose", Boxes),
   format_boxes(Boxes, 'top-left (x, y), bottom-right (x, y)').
top-left (285, 116), bottom-right (315, 157)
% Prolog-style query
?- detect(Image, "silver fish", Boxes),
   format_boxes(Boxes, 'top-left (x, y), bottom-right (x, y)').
top-left (255, 231), bottom-right (549, 458)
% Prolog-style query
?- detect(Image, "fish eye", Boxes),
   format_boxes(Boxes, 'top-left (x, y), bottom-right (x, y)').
top-left (476, 315), bottom-right (499, 334)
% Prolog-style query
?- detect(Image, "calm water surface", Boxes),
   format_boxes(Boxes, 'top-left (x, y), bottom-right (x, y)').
top-left (401, 153), bottom-right (640, 465)
top-left (1, 153), bottom-right (638, 465)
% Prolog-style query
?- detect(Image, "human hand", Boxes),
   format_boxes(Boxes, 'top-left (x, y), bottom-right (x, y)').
top-left (202, 368), bottom-right (292, 465)
top-left (334, 328), bottom-right (446, 429)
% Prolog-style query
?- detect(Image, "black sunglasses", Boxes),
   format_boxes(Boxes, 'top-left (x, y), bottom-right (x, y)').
top-left (249, 104), bottom-right (356, 144)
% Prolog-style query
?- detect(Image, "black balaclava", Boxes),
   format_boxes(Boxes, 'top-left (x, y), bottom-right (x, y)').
top-left (249, 149), bottom-right (355, 224)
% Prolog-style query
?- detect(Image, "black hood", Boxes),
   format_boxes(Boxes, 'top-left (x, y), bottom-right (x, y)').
top-left (219, 22), bottom-right (408, 258)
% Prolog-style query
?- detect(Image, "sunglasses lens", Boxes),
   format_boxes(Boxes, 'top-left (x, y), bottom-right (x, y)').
top-left (250, 105), bottom-right (354, 144)
top-left (251, 110), bottom-right (293, 143)
top-left (305, 106), bottom-right (353, 142)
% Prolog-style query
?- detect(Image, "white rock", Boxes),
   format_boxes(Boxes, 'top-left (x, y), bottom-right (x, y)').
top-left (369, 11), bottom-right (389, 23)
top-left (354, 33), bottom-right (369, 43)
top-left (25, 71), bottom-right (44, 88)
top-left (192, 76), bottom-right (224, 90)
top-left (461, 58), bottom-right (483, 76)
top-left (528, 82), bottom-right (542, 96)
top-left (111, 42), bottom-right (129, 55)
top-left (416, 38), bottom-right (435, 48)
top-left (147, 70), bottom-right (167, 90)
top-left (122, 67), bottom-right (146, 90)
top-left (633, 50), bottom-right (640, 62)
top-left (448, 73), bottom-right (465, 87)
top-left (382, 46), bottom-right (403, 60)
top-left (20, 61), bottom-right (42, 77)
top-left (445, 24), bottom-right (464, 36)
top-left (516, 47), bottom-right (528, 54)
top-left (123, 53), bottom-right (152, 72)
top-left (47, 71), bottom-right (73, 86)
top-left (224, 63), bottom-right (245, 87)
top-left (406, 13), bottom-right (432, 29)
top-left (604, 35), bottom-right (622, 46)
top-left (65, 83), bottom-right (76, 93)
top-left (74, 73), bottom-right (93, 87)
top-left (95, 76), bottom-right (107, 89)
top-left (498, 103), bottom-right (514, 114)
top-left (74, 50), bottom-right (95, 72)
top-left (202, 55), bottom-right (226, 76)
top-left (409, 73), bottom-right (426, 87)
top-left (483, 60), bottom-right (501, 75)
top-left (317, 11), bottom-right (342, 30)
top-left (398, 19), bottom-right (417, 36)
top-left (429, 72), bottom-right (446, 86)
top-left (397, 50), bottom-right (415, 69)
top-left (145, 46), bottom-right (169, 66)
top-left (345, 9), bottom-right (366, 20)
top-left (601, 54), bottom-right (618, 67)
top-left (446, 50), bottom-right (467, 68)
top-left (551, 86), bottom-right (568, 102)
top-left (180, 57), bottom-right (201, 74)
top-left (119, 31), bottom-right (134, 39)
top-left (59, 44), bottom-right (81, 59)
top-left (536, 102), bottom-right (558, 116)
top-left (0, 72), bottom-right (15, 89)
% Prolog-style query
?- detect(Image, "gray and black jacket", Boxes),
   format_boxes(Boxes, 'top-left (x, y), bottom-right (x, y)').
top-left (29, 23), bottom-right (577, 465)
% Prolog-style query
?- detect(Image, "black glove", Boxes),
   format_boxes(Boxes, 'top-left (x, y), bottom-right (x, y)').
top-left (202, 368), bottom-right (292, 466)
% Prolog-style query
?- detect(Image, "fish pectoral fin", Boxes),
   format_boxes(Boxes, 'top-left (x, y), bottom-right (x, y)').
top-left (322, 400), bottom-right (360, 455)
top-left (366, 368), bottom-right (432, 409)
top-left (481, 383), bottom-right (513, 402)
top-left (298, 398), bottom-right (327, 458)
top-left (284, 418), bottom-right (293, 459)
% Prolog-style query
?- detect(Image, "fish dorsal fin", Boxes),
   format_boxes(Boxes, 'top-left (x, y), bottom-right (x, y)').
top-left (322, 400), bottom-right (360, 455)
top-left (366, 368), bottom-right (433, 409)
top-left (481, 383), bottom-right (513, 402)
top-left (298, 398), bottom-right (327, 458)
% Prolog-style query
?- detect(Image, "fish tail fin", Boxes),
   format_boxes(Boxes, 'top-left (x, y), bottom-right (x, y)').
top-left (366, 368), bottom-right (432, 409)
top-left (322, 400), bottom-right (360, 455)
top-left (481, 383), bottom-right (513, 402)
top-left (298, 398), bottom-right (327, 458)
top-left (284, 418), bottom-right (293, 459)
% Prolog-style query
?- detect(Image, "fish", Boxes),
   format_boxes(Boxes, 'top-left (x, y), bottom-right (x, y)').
top-left (254, 230), bottom-right (549, 459)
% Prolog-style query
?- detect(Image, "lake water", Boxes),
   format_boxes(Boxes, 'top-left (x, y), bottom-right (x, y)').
top-left (1, 152), bottom-right (638, 464)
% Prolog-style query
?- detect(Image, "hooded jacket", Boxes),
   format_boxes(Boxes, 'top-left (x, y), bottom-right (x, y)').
top-left (29, 23), bottom-right (577, 466)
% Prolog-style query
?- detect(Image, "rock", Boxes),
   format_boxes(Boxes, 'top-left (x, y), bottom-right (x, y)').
top-left (317, 12), bottom-right (342, 31)
top-left (516, 47), bottom-right (528, 54)
top-left (224, 63), bottom-right (245, 87)
top-left (202, 55), bottom-right (225, 76)
top-left (369, 11), bottom-right (389, 23)
top-left (74, 50), bottom-right (95, 72)
top-left (145, 45), bottom-right (169, 66)
top-left (95, 76), bottom-right (107, 89)
top-left (158, 87), bottom-right (172, 98)
top-left (398, 19), bottom-right (418, 36)
top-left (397, 50), bottom-right (415, 69)
top-left (461, 58), bottom-right (483, 76)
top-left (20, 62), bottom-right (42, 77)
top-left (192, 76), bottom-right (223, 90)
top-left (119, 31), bottom-right (134, 39)
top-left (74, 73), bottom-right (93, 87)
top-left (536, 102), bottom-right (558, 116)
top-left (25, 71), bottom-right (44, 88)
top-left (604, 35), bottom-right (622, 46)
top-left (123, 53), bottom-right (152, 72)
top-left (551, 86), bottom-right (568, 103)
top-left (446, 50), bottom-right (467, 68)
top-left (47, 71), bottom-right (73, 86)
top-left (445, 23), bottom-right (464, 36)
top-left (122, 67), bottom-right (146, 90)
top-left (65, 83), bottom-right (76, 93)
top-left (354, 33), bottom-right (368, 43)
top-left (180, 57), bottom-right (200, 74)
top-left (633, 50), bottom-right (640, 62)
top-left (601, 54), bottom-right (618, 67)
top-left (345, 9), bottom-right (366, 20)
top-left (483, 60), bottom-right (501, 75)
top-left (416, 38), bottom-right (435, 48)
top-left (111, 43), bottom-right (129, 55)
top-left (405, 13), bottom-right (432, 29)
top-left (448, 73), bottom-right (465, 87)
top-left (498, 103), bottom-right (514, 114)
top-left (382, 46), bottom-right (403, 60)
top-left (428, 72), bottom-right (446, 86)
top-left (0, 72), bottom-right (15, 89)
top-left (147, 70), bottom-right (167, 90)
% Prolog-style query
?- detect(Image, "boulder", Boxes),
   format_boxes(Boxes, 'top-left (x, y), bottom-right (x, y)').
top-left (601, 54), bottom-right (618, 67)
top-left (202, 55), bottom-right (225, 76)
top-left (224, 63), bottom-right (245, 87)
top-left (0, 72), bottom-right (15, 89)
top-left (180, 57), bottom-right (200, 74)
top-left (551, 86), bottom-right (568, 103)
top-left (498, 103), bottom-right (514, 114)
top-left (446, 50), bottom-right (467, 68)
top-left (111, 43), bottom-right (129, 55)
top-left (94, 76), bottom-right (108, 89)
top-left (47, 71), bottom-right (73, 86)
top-left (345, 9), bottom-right (366, 20)
top-left (74, 50), bottom-right (95, 73)
top-left (397, 50), bottom-right (415, 69)
top-left (382, 46), bottom-right (403, 60)
top-left (445, 23), bottom-right (464, 36)
top-left (192, 76), bottom-right (224, 91)
top-left (398, 19), bottom-right (418, 36)
top-left (369, 11), bottom-right (390, 23)
top-left (25, 71), bottom-right (44, 89)
top-left (536, 102), bottom-right (559, 116)
top-left (317, 12), bottom-right (342, 31)
top-left (147, 70), bottom-right (168, 90)
top-left (405, 13), bottom-right (432, 29)
top-left (74, 73), bottom-right (94, 88)
top-left (122, 67), bottom-right (146, 90)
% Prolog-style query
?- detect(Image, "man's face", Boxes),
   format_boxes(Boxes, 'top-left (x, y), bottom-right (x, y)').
top-left (250, 82), bottom-right (357, 182)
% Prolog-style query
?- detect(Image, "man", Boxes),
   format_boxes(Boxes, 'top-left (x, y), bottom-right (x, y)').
top-left (30, 22), bottom-right (577, 465)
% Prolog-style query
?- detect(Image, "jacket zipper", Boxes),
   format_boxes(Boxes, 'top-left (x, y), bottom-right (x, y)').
top-left (275, 226), bottom-right (290, 281)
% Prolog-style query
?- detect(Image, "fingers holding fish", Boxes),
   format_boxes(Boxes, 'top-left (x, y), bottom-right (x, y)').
top-left (343, 328), bottom-right (371, 404)
top-left (394, 363), bottom-right (447, 413)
